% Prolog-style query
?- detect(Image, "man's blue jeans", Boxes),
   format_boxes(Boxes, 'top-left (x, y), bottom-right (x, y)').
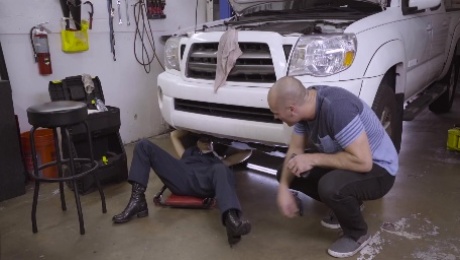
top-left (128, 139), bottom-right (242, 218)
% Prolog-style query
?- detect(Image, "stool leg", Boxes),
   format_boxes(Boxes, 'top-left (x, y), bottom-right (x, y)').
top-left (29, 127), bottom-right (40, 233)
top-left (53, 128), bottom-right (67, 211)
top-left (31, 181), bottom-right (40, 233)
top-left (84, 122), bottom-right (107, 213)
top-left (64, 128), bottom-right (85, 235)
top-left (72, 180), bottom-right (85, 235)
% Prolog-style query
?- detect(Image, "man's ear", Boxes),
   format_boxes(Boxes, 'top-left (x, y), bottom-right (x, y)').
top-left (288, 104), bottom-right (296, 115)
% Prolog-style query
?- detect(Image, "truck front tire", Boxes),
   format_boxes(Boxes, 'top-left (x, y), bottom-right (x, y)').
top-left (429, 53), bottom-right (459, 113)
top-left (372, 80), bottom-right (403, 153)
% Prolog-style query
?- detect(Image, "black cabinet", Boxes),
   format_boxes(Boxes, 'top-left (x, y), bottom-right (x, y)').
top-left (67, 129), bottom-right (128, 195)
top-left (49, 75), bottom-right (128, 194)
top-left (0, 80), bottom-right (26, 201)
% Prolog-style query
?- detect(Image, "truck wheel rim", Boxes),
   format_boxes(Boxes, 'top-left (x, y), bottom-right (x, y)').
top-left (380, 108), bottom-right (392, 136)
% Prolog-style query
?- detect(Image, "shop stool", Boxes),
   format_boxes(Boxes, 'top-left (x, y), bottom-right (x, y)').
top-left (27, 100), bottom-right (107, 235)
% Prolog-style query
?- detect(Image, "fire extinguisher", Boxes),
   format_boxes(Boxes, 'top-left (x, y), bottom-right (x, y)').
top-left (30, 24), bottom-right (52, 75)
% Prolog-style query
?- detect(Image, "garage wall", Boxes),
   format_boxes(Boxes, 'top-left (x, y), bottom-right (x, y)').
top-left (0, 0), bottom-right (207, 144)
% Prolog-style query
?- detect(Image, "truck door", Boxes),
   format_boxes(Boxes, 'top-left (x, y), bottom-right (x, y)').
top-left (429, 3), bottom-right (451, 79)
top-left (401, 12), bottom-right (433, 98)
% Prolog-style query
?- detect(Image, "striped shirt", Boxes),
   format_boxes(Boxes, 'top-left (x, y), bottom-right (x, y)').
top-left (293, 86), bottom-right (399, 175)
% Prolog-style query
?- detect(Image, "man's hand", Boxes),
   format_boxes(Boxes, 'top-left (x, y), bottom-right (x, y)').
top-left (277, 186), bottom-right (299, 218)
top-left (287, 154), bottom-right (314, 177)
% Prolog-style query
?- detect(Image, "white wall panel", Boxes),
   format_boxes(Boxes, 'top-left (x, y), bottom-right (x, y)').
top-left (0, 0), bottom-right (206, 143)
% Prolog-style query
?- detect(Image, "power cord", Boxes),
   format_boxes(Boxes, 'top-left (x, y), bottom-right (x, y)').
top-left (133, 0), bottom-right (165, 73)
top-left (194, 0), bottom-right (198, 32)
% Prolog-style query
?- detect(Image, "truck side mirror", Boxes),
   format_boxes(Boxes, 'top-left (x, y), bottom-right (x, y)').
top-left (408, 0), bottom-right (442, 11)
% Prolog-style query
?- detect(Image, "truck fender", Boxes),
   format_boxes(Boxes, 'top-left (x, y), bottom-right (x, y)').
top-left (363, 40), bottom-right (405, 94)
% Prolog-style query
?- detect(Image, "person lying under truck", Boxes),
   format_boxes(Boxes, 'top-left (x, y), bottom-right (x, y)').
top-left (268, 76), bottom-right (399, 258)
top-left (112, 129), bottom-right (252, 246)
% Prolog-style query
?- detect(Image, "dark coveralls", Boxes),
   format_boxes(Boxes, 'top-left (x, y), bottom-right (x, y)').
top-left (128, 139), bottom-right (241, 218)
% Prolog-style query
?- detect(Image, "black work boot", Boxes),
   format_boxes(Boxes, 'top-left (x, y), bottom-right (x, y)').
top-left (112, 182), bottom-right (148, 224)
top-left (224, 209), bottom-right (251, 247)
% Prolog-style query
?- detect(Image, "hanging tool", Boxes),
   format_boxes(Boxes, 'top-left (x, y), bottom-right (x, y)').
top-left (60, 0), bottom-right (82, 30)
top-left (83, 1), bottom-right (94, 29)
top-left (146, 0), bottom-right (166, 19)
top-left (125, 0), bottom-right (130, 26)
top-left (133, 0), bottom-right (164, 73)
top-left (60, 0), bottom-right (71, 29)
top-left (30, 23), bottom-right (53, 75)
top-left (108, 0), bottom-right (116, 61)
top-left (117, 0), bottom-right (123, 25)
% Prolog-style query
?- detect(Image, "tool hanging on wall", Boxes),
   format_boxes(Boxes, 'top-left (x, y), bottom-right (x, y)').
top-left (58, 0), bottom-right (91, 53)
top-left (108, 0), bottom-right (116, 61)
top-left (146, 0), bottom-right (166, 19)
top-left (117, 0), bottom-right (123, 25)
top-left (30, 23), bottom-right (53, 75)
top-left (125, 0), bottom-right (131, 26)
top-left (60, 0), bottom-right (82, 30)
top-left (133, 0), bottom-right (164, 73)
top-left (83, 1), bottom-right (94, 30)
top-left (60, 17), bottom-right (90, 53)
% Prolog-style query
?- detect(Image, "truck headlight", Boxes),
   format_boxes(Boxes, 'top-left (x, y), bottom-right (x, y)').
top-left (288, 34), bottom-right (357, 77)
top-left (165, 37), bottom-right (181, 71)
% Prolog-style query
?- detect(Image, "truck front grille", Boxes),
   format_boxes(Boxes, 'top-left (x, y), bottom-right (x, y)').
top-left (175, 99), bottom-right (282, 124)
top-left (186, 42), bottom-right (276, 83)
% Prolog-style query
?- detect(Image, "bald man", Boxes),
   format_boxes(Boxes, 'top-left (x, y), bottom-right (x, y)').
top-left (268, 76), bottom-right (398, 258)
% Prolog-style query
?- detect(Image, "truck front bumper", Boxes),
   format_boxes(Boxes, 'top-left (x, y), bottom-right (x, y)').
top-left (157, 72), bottom-right (370, 145)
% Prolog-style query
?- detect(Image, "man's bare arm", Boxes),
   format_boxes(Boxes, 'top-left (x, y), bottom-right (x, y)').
top-left (280, 133), bottom-right (306, 188)
top-left (170, 129), bottom-right (189, 158)
top-left (310, 131), bottom-right (373, 172)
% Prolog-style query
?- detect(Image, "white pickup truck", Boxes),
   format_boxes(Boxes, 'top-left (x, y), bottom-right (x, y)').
top-left (157, 0), bottom-right (460, 151)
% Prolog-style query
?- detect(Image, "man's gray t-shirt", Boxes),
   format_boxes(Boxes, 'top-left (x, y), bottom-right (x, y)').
top-left (293, 86), bottom-right (399, 176)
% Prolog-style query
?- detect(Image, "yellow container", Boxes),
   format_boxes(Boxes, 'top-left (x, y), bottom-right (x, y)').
top-left (447, 127), bottom-right (460, 151)
top-left (61, 20), bottom-right (89, 53)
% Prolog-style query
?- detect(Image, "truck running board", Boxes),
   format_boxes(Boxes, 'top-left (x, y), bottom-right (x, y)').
top-left (403, 83), bottom-right (447, 121)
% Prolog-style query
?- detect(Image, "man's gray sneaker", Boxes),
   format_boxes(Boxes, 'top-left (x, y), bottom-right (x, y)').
top-left (320, 204), bottom-right (365, 230)
top-left (327, 234), bottom-right (371, 258)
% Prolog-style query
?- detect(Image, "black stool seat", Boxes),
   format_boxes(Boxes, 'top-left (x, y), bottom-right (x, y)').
top-left (27, 101), bottom-right (87, 128)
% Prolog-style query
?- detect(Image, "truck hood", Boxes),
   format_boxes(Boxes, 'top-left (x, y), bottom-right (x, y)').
top-left (229, 0), bottom-right (383, 15)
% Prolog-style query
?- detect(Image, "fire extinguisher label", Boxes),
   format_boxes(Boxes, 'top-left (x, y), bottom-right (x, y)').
top-left (34, 37), bottom-right (49, 54)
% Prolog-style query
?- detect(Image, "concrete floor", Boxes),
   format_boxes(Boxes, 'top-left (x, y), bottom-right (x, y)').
top-left (1, 93), bottom-right (460, 260)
